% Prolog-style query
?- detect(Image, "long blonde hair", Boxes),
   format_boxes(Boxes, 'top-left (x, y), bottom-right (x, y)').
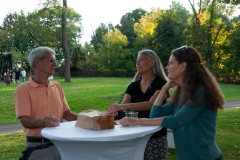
top-left (132, 49), bottom-right (168, 82)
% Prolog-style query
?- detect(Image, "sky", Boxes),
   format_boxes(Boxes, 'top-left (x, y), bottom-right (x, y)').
top-left (0, 0), bottom-right (191, 44)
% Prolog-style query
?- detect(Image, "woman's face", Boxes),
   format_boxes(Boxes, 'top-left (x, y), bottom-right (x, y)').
top-left (136, 53), bottom-right (155, 74)
top-left (166, 55), bottom-right (186, 82)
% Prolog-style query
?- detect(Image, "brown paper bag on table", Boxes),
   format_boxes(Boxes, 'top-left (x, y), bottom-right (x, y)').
top-left (75, 109), bottom-right (114, 130)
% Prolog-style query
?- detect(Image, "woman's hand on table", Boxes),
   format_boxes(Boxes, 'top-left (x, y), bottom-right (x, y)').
top-left (107, 103), bottom-right (125, 116)
top-left (120, 117), bottom-right (139, 126)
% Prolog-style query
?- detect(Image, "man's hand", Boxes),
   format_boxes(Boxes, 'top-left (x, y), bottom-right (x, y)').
top-left (20, 115), bottom-right (60, 129)
top-left (43, 115), bottom-right (60, 127)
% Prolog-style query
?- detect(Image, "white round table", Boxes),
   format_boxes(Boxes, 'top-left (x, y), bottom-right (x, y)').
top-left (41, 121), bottom-right (162, 160)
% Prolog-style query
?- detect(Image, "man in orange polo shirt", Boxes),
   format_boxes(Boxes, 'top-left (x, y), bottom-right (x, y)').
top-left (14, 47), bottom-right (78, 160)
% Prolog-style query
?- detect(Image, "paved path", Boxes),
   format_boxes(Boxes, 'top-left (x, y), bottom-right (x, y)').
top-left (222, 100), bottom-right (240, 108)
top-left (0, 123), bottom-right (23, 134)
top-left (1, 101), bottom-right (240, 135)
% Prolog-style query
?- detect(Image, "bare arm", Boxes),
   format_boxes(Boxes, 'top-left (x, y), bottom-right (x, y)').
top-left (122, 90), bottom-right (161, 111)
top-left (63, 110), bottom-right (78, 121)
top-left (154, 80), bottom-right (177, 106)
top-left (154, 88), bottom-right (169, 106)
top-left (107, 90), bottom-right (162, 115)
top-left (20, 115), bottom-right (60, 129)
top-left (120, 117), bottom-right (163, 126)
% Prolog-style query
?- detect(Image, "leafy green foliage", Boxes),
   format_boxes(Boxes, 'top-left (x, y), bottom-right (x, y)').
top-left (227, 20), bottom-right (240, 75)
top-left (134, 8), bottom-right (164, 49)
top-left (152, 2), bottom-right (190, 65)
top-left (217, 0), bottom-right (240, 5)
top-left (1, 0), bottom-right (240, 77)
top-left (98, 29), bottom-right (128, 71)
top-left (116, 8), bottom-right (147, 48)
top-left (188, 0), bottom-right (237, 73)
top-left (90, 23), bottom-right (114, 53)
top-left (0, 0), bottom-right (82, 71)
top-left (71, 45), bottom-right (86, 68)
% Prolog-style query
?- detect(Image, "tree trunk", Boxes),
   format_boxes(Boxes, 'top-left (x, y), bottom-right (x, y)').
top-left (62, 0), bottom-right (71, 82)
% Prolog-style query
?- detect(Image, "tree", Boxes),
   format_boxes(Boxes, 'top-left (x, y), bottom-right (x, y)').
top-left (152, 2), bottom-right (190, 65)
top-left (134, 8), bottom-right (164, 48)
top-left (98, 28), bottom-right (128, 71)
top-left (188, 0), bottom-right (236, 68)
top-left (0, 0), bottom-right (82, 77)
top-left (62, 0), bottom-right (71, 82)
top-left (217, 0), bottom-right (240, 5)
top-left (0, 12), bottom-right (31, 70)
top-left (90, 23), bottom-right (114, 53)
top-left (83, 42), bottom-right (100, 69)
top-left (227, 20), bottom-right (240, 75)
top-left (116, 8), bottom-right (147, 49)
top-left (71, 45), bottom-right (87, 68)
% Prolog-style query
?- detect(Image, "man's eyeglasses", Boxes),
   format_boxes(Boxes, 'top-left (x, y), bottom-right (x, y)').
top-left (178, 45), bottom-right (187, 58)
top-left (41, 57), bottom-right (57, 63)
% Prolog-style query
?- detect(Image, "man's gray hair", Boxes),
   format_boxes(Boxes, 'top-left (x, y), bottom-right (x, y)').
top-left (28, 47), bottom-right (55, 69)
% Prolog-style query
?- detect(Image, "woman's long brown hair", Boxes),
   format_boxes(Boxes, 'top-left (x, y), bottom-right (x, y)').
top-left (169, 46), bottom-right (224, 112)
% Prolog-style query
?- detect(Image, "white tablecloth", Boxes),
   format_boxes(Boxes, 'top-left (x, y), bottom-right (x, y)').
top-left (41, 121), bottom-right (161, 160)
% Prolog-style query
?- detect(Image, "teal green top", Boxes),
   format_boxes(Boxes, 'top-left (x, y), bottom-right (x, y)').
top-left (150, 87), bottom-right (221, 160)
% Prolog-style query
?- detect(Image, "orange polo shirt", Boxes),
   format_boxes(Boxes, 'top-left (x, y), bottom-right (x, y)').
top-left (14, 78), bottom-right (70, 137)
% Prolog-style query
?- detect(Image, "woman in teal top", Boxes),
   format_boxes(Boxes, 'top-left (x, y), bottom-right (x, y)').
top-left (120, 46), bottom-right (224, 160)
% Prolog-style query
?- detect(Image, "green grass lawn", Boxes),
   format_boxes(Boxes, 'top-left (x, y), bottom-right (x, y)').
top-left (0, 77), bottom-right (131, 125)
top-left (0, 77), bottom-right (240, 159)
top-left (0, 77), bottom-right (240, 125)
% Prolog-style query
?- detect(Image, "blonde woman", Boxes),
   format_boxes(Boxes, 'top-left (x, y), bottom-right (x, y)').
top-left (108, 49), bottom-right (169, 160)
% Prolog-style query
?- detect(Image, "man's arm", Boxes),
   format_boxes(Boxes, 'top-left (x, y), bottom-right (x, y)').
top-left (20, 115), bottom-right (60, 129)
top-left (63, 110), bottom-right (78, 121)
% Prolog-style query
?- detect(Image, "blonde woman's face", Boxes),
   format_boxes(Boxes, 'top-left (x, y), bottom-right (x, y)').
top-left (136, 54), bottom-right (155, 74)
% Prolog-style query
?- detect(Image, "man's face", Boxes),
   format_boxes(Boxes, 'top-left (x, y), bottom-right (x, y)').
top-left (36, 52), bottom-right (57, 76)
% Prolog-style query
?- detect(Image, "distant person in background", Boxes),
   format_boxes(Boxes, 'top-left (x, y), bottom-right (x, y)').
top-left (3, 72), bottom-right (7, 83)
top-left (107, 49), bottom-right (169, 160)
top-left (21, 68), bottom-right (26, 82)
top-left (5, 68), bottom-right (11, 85)
top-left (15, 68), bottom-right (21, 84)
top-left (12, 70), bottom-right (15, 83)
top-left (10, 69), bottom-right (13, 82)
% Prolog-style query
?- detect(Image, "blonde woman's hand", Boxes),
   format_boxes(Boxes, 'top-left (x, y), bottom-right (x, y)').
top-left (107, 103), bottom-right (125, 116)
